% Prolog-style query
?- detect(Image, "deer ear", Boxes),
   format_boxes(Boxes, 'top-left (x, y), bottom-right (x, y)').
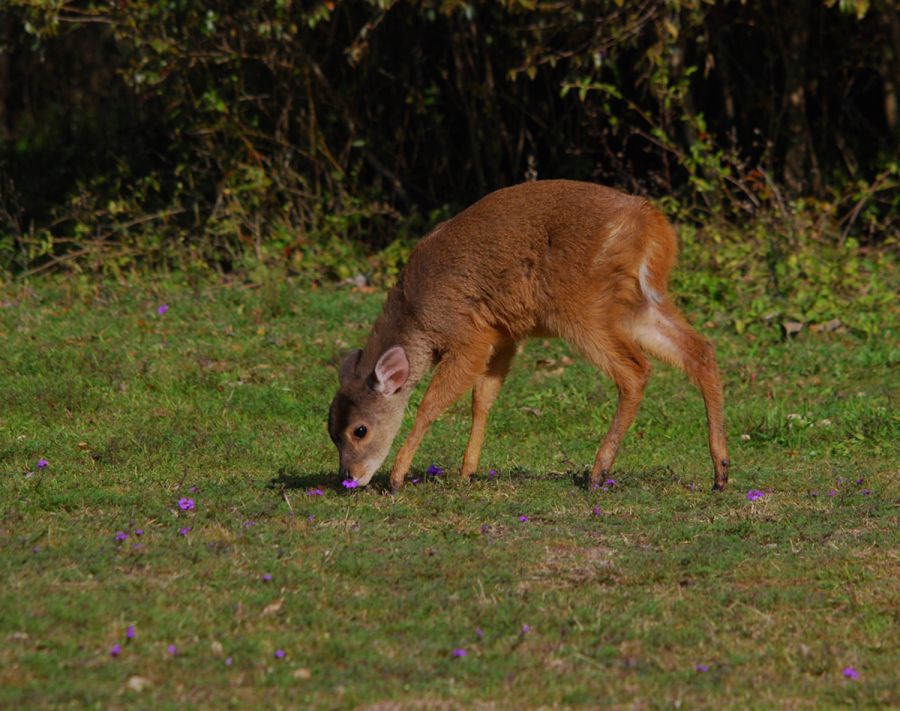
top-left (339, 349), bottom-right (363, 385)
top-left (373, 346), bottom-right (410, 395)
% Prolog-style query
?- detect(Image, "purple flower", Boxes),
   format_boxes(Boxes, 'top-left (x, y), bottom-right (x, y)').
top-left (411, 478), bottom-right (420, 484)
top-left (157, 304), bottom-right (169, 315)
top-left (36, 458), bottom-right (49, 470)
top-left (518, 515), bottom-right (529, 522)
top-left (342, 479), bottom-right (358, 489)
top-left (522, 624), bottom-right (531, 634)
top-left (855, 478), bottom-right (864, 485)
top-left (746, 489), bottom-right (765, 501)
top-left (488, 469), bottom-right (497, 477)
top-left (262, 573), bottom-right (273, 583)
top-left (603, 478), bottom-right (616, 488)
top-left (861, 489), bottom-right (872, 496)
top-left (306, 515), bottom-right (315, 522)
top-left (307, 488), bottom-right (324, 496)
top-left (134, 529), bottom-right (144, 536)
top-left (592, 506), bottom-right (603, 517)
top-left (126, 626), bottom-right (135, 640)
top-left (178, 526), bottom-right (192, 536)
top-left (178, 497), bottom-right (195, 511)
top-left (451, 648), bottom-right (467, 658)
top-left (475, 627), bottom-right (484, 640)
top-left (110, 643), bottom-right (122, 657)
top-left (225, 656), bottom-right (233, 666)
top-left (426, 464), bottom-right (444, 477)
top-left (842, 666), bottom-right (859, 680)
top-left (828, 489), bottom-right (837, 497)
top-left (167, 644), bottom-right (177, 656)
top-left (695, 663), bottom-right (710, 673)
top-left (114, 531), bottom-right (129, 542)
top-left (274, 649), bottom-right (285, 659)
top-left (188, 485), bottom-right (199, 494)
top-left (243, 520), bottom-right (257, 528)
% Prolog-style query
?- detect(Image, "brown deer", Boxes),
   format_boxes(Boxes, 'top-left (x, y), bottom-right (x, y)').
top-left (328, 180), bottom-right (729, 492)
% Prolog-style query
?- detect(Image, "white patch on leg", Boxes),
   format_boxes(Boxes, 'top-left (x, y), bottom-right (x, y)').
top-left (631, 306), bottom-right (683, 368)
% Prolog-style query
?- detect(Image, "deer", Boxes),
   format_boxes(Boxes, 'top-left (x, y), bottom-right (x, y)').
top-left (328, 180), bottom-right (730, 493)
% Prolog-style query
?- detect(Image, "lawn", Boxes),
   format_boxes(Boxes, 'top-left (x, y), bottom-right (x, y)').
top-left (1, 274), bottom-right (897, 709)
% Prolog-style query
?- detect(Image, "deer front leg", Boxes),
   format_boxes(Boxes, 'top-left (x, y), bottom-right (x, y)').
top-left (389, 341), bottom-right (494, 491)
top-left (461, 341), bottom-right (517, 480)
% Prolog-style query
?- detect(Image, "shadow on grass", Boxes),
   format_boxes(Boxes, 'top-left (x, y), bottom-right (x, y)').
top-left (266, 466), bottom-right (665, 494)
top-left (268, 468), bottom-right (340, 492)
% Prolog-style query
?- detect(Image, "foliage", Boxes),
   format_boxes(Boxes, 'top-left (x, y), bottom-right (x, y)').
top-left (0, 0), bottom-right (897, 281)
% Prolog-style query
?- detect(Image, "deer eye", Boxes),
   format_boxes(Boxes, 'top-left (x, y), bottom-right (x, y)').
top-left (353, 425), bottom-right (368, 439)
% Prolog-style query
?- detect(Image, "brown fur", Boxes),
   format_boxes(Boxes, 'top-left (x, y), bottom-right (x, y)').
top-left (328, 180), bottom-right (730, 491)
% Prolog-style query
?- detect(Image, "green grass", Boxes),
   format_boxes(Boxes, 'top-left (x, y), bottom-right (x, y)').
top-left (1, 274), bottom-right (897, 709)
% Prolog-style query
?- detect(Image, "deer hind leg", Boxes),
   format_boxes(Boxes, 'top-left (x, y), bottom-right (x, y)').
top-left (580, 331), bottom-right (652, 487)
top-left (461, 340), bottom-right (517, 480)
top-left (630, 301), bottom-right (730, 490)
top-left (389, 338), bottom-right (495, 492)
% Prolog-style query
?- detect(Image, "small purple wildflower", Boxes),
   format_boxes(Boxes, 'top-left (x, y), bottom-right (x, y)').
top-left (167, 644), bottom-right (177, 656)
top-left (274, 649), bottom-right (285, 659)
top-left (518, 515), bottom-right (529, 522)
top-left (110, 643), bottom-right (122, 657)
top-left (842, 666), bottom-right (859, 680)
top-left (522, 624), bottom-right (531, 634)
top-left (126, 626), bottom-right (135, 640)
top-left (475, 627), bottom-right (484, 640)
top-left (746, 489), bottom-right (765, 501)
top-left (306, 515), bottom-right (315, 522)
top-left (342, 479), bottom-right (358, 489)
top-left (411, 478), bottom-right (421, 485)
top-left (307, 488), bottom-right (324, 496)
top-left (451, 648), bottom-right (467, 658)
top-left (157, 304), bottom-right (169, 315)
top-left (178, 526), bottom-right (192, 536)
top-left (855, 478), bottom-right (864, 485)
top-left (861, 489), bottom-right (872, 496)
top-left (262, 573), bottom-right (273, 583)
top-left (604, 478), bottom-right (616, 488)
top-left (37, 458), bottom-right (49, 470)
top-left (178, 497), bottom-right (195, 511)
top-left (488, 469), bottom-right (497, 477)
top-left (592, 505), bottom-right (603, 517)
top-left (828, 489), bottom-right (837, 497)
top-left (695, 663), bottom-right (710, 673)
top-left (243, 520), bottom-right (257, 528)
top-left (426, 464), bottom-right (444, 477)
top-left (134, 529), bottom-right (144, 536)
top-left (114, 531), bottom-right (129, 543)
top-left (188, 485), bottom-right (199, 494)
top-left (225, 656), bottom-right (233, 666)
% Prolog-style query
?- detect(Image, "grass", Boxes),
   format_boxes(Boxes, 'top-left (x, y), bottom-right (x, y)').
top-left (1, 273), bottom-right (898, 709)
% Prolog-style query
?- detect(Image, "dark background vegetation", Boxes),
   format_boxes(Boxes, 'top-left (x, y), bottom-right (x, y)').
top-left (0, 0), bottom-right (897, 280)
